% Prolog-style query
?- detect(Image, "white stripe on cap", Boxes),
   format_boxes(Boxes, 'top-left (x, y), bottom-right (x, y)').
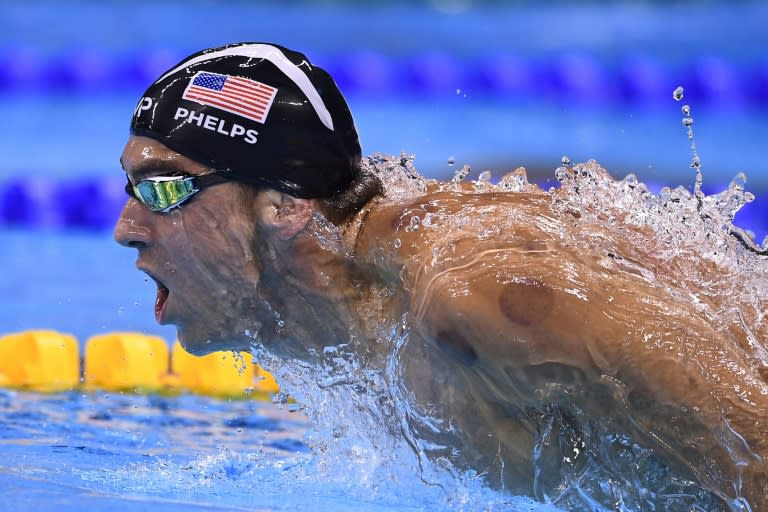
top-left (156, 43), bottom-right (334, 131)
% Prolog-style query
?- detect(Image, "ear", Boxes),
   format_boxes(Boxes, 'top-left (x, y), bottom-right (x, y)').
top-left (257, 190), bottom-right (315, 240)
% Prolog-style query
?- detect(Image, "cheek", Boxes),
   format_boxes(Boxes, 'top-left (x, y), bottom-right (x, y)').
top-left (183, 216), bottom-right (261, 289)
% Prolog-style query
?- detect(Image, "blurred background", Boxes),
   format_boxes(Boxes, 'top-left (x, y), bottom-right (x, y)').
top-left (1, 0), bottom-right (766, 343)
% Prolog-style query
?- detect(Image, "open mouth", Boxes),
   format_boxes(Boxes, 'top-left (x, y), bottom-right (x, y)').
top-left (143, 271), bottom-right (170, 323)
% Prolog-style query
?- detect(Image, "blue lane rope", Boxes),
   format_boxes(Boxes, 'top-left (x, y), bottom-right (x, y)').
top-left (0, 177), bottom-right (125, 231)
top-left (0, 47), bottom-right (767, 106)
top-left (0, 177), bottom-right (765, 234)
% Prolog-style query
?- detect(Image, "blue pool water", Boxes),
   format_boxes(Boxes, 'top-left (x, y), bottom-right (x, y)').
top-left (0, 388), bottom-right (558, 511)
top-left (0, 229), bottom-right (175, 344)
top-left (0, 390), bottom-right (313, 512)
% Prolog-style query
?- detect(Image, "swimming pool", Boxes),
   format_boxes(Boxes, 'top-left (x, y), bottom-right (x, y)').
top-left (0, 359), bottom-right (558, 512)
top-left (2, 3), bottom-right (766, 503)
top-left (0, 390), bottom-right (313, 512)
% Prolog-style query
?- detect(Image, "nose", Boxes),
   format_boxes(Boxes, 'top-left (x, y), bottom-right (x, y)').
top-left (114, 198), bottom-right (152, 248)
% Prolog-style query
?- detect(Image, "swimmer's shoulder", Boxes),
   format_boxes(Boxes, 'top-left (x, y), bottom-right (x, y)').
top-left (355, 188), bottom-right (556, 276)
top-left (369, 187), bottom-right (552, 225)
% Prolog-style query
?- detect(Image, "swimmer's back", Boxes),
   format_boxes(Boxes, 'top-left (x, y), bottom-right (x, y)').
top-left (357, 188), bottom-right (768, 505)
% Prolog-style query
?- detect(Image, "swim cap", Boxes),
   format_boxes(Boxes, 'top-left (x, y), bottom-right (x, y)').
top-left (130, 43), bottom-right (361, 198)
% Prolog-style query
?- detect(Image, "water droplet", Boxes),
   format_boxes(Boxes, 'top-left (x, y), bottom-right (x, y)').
top-left (682, 117), bottom-right (694, 127)
top-left (272, 392), bottom-right (289, 405)
top-left (561, 155), bottom-right (571, 166)
top-left (498, 167), bottom-right (531, 192)
top-left (478, 170), bottom-right (492, 182)
top-left (681, 104), bottom-right (691, 116)
top-left (730, 173), bottom-right (747, 191)
top-left (447, 156), bottom-right (455, 166)
top-left (623, 174), bottom-right (639, 188)
top-left (450, 164), bottom-right (470, 183)
top-left (455, 88), bottom-right (461, 95)
top-left (690, 157), bottom-right (701, 169)
top-left (673, 86), bottom-right (684, 101)
top-left (393, 238), bottom-right (401, 249)
top-left (405, 215), bottom-right (421, 232)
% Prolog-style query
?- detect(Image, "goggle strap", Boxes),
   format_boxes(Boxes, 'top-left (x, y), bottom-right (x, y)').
top-left (193, 172), bottom-right (234, 188)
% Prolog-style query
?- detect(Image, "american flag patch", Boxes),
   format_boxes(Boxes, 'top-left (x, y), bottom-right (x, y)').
top-left (182, 71), bottom-right (278, 124)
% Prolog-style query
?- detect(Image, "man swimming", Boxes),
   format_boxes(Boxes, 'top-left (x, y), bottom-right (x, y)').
top-left (115, 43), bottom-right (768, 509)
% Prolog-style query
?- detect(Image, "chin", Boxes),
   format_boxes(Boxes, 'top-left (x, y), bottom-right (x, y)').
top-left (177, 326), bottom-right (252, 356)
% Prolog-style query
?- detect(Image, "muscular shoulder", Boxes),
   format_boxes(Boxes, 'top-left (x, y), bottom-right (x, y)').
top-left (356, 189), bottom-right (556, 273)
top-left (356, 190), bottom-right (606, 369)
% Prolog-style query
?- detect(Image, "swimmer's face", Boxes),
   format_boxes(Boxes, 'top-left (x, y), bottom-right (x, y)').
top-left (115, 136), bottom-right (270, 355)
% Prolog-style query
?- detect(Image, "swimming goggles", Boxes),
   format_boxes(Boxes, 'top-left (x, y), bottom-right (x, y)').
top-left (125, 172), bottom-right (231, 213)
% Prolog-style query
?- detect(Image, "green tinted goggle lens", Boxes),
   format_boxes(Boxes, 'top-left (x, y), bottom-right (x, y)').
top-left (132, 176), bottom-right (197, 212)
top-left (125, 173), bottom-right (231, 213)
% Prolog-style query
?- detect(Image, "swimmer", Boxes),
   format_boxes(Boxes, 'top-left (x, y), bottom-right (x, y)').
top-left (115, 43), bottom-right (768, 509)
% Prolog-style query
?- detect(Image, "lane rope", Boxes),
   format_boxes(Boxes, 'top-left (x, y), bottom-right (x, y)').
top-left (0, 330), bottom-right (279, 397)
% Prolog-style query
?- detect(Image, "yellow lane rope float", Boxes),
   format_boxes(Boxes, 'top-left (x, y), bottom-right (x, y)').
top-left (0, 330), bottom-right (279, 397)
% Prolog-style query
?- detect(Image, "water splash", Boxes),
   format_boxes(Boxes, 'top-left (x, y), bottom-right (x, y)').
top-left (253, 154), bottom-right (764, 510)
top-left (248, 335), bottom-right (549, 511)
top-left (450, 164), bottom-right (471, 185)
top-left (679, 97), bottom-right (705, 203)
top-left (473, 170), bottom-right (493, 192)
top-left (557, 159), bottom-right (766, 255)
top-left (362, 153), bottom-right (428, 202)
top-left (497, 167), bottom-right (538, 193)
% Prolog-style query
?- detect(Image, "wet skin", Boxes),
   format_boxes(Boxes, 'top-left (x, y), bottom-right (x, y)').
top-left (116, 138), bottom-right (269, 353)
top-left (116, 137), bottom-right (384, 358)
top-left (358, 190), bottom-right (768, 504)
top-left (117, 136), bottom-right (768, 507)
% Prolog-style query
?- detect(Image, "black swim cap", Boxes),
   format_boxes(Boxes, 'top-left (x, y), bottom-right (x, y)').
top-left (130, 43), bottom-right (361, 198)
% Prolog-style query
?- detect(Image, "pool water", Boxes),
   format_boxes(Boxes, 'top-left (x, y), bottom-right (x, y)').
top-left (0, 389), bottom-right (312, 512)
top-left (0, 388), bottom-right (565, 511)
top-left (0, 229), bottom-right (176, 344)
